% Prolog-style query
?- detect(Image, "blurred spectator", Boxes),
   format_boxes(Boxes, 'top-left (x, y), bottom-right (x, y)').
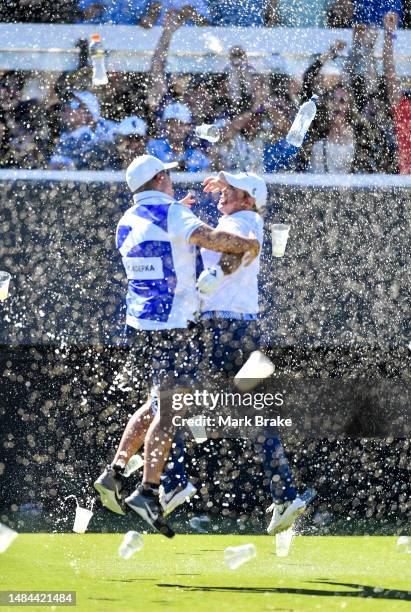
top-left (383, 12), bottom-right (411, 172)
top-left (79, 0), bottom-right (209, 25)
top-left (310, 86), bottom-right (355, 172)
top-left (0, 116), bottom-right (11, 167)
top-left (352, 0), bottom-right (402, 26)
top-left (297, 39), bottom-right (349, 169)
top-left (110, 116), bottom-right (147, 168)
top-left (327, 0), bottom-right (354, 27)
top-left (271, 0), bottom-right (334, 27)
top-left (49, 91), bottom-right (116, 169)
top-left (140, 0), bottom-right (210, 27)
top-left (209, 0), bottom-right (277, 27)
top-left (223, 46), bottom-right (264, 117)
top-left (147, 101), bottom-right (210, 171)
top-left (186, 75), bottom-right (217, 125)
top-left (211, 109), bottom-right (268, 172)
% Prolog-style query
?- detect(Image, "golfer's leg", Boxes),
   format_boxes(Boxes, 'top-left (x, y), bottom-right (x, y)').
top-left (112, 397), bottom-right (153, 467)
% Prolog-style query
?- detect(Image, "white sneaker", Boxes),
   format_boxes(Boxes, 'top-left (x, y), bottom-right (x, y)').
top-left (160, 482), bottom-right (197, 517)
top-left (267, 497), bottom-right (306, 535)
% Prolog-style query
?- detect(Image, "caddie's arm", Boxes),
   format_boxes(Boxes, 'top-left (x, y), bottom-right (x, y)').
top-left (189, 225), bottom-right (260, 267)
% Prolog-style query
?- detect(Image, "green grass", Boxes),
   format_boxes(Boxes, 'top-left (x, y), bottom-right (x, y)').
top-left (2, 534), bottom-right (410, 611)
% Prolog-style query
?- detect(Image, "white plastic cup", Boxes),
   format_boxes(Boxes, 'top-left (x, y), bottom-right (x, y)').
top-left (195, 124), bottom-right (220, 143)
top-left (0, 523), bottom-right (18, 553)
top-left (189, 422), bottom-right (208, 444)
top-left (123, 454), bottom-right (144, 477)
top-left (189, 516), bottom-right (210, 534)
top-left (234, 350), bottom-right (275, 392)
top-left (73, 506), bottom-right (94, 534)
top-left (0, 271), bottom-right (11, 301)
top-left (397, 536), bottom-right (411, 553)
top-left (275, 527), bottom-right (294, 557)
top-left (224, 543), bottom-right (256, 570)
top-left (118, 531), bottom-right (144, 559)
top-left (271, 224), bottom-right (290, 258)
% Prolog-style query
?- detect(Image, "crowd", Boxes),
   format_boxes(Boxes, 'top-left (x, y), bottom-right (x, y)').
top-left (1, 0), bottom-right (410, 28)
top-left (0, 3), bottom-right (410, 173)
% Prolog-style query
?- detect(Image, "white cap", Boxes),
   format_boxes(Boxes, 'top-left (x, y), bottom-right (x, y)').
top-left (126, 154), bottom-right (178, 193)
top-left (116, 116), bottom-right (147, 137)
top-left (218, 171), bottom-right (267, 210)
top-left (162, 102), bottom-right (192, 123)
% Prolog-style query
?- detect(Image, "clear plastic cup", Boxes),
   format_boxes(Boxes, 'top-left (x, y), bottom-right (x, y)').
top-left (195, 124), bottom-right (220, 143)
top-left (397, 536), bottom-right (411, 553)
top-left (73, 506), bottom-right (94, 534)
top-left (189, 516), bottom-right (210, 534)
top-left (0, 271), bottom-right (11, 301)
top-left (188, 421), bottom-right (208, 443)
top-left (0, 523), bottom-right (18, 553)
top-left (123, 454), bottom-right (144, 477)
top-left (271, 224), bottom-right (290, 258)
top-left (66, 496), bottom-right (94, 534)
top-left (118, 531), bottom-right (144, 559)
top-left (234, 350), bottom-right (275, 392)
top-left (224, 543), bottom-right (256, 570)
top-left (275, 527), bottom-right (294, 557)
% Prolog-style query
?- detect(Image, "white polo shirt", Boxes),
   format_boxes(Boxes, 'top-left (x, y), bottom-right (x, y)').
top-left (200, 210), bottom-right (264, 315)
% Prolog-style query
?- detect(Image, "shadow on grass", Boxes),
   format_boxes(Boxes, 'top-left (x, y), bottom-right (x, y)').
top-left (157, 580), bottom-right (411, 602)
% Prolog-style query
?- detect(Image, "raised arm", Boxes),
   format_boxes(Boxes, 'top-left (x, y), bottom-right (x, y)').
top-left (146, 10), bottom-right (184, 112)
top-left (301, 39), bottom-right (347, 101)
top-left (189, 225), bottom-right (260, 266)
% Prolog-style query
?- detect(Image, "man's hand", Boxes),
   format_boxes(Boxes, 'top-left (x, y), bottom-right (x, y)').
top-left (203, 176), bottom-right (227, 194)
top-left (384, 11), bottom-right (398, 33)
top-left (197, 265), bottom-right (224, 294)
top-left (331, 39), bottom-right (347, 55)
top-left (179, 191), bottom-right (196, 207)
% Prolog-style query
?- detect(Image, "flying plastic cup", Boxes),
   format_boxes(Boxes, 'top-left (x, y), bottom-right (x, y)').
top-left (397, 536), bottom-right (411, 553)
top-left (66, 496), bottom-right (95, 534)
top-left (0, 271), bottom-right (11, 301)
top-left (271, 224), bottom-right (290, 258)
top-left (0, 523), bottom-right (18, 553)
top-left (224, 543), bottom-right (256, 570)
top-left (118, 531), bottom-right (144, 559)
top-left (275, 527), bottom-right (294, 557)
top-left (234, 350), bottom-right (275, 392)
top-left (195, 124), bottom-right (220, 143)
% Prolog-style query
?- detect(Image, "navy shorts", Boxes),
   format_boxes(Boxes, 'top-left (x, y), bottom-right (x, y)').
top-left (124, 324), bottom-right (202, 390)
top-left (199, 318), bottom-right (261, 380)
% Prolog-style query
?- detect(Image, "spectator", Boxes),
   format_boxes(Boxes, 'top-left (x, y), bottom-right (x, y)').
top-left (0, 116), bottom-right (11, 167)
top-left (79, 0), bottom-right (149, 25)
top-left (327, 0), bottom-right (354, 27)
top-left (79, 0), bottom-right (209, 25)
top-left (211, 109), bottom-right (268, 173)
top-left (383, 12), bottom-right (411, 173)
top-left (310, 86), bottom-right (355, 172)
top-left (147, 101), bottom-right (210, 171)
top-left (297, 39), bottom-right (348, 169)
top-left (352, 0), bottom-right (402, 27)
top-left (209, 0), bottom-right (277, 27)
top-left (140, 0), bottom-right (210, 27)
top-left (271, 0), bottom-right (334, 27)
top-left (110, 116), bottom-right (148, 168)
top-left (49, 91), bottom-right (116, 169)
top-left (223, 46), bottom-right (264, 117)
top-left (348, 11), bottom-right (400, 172)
